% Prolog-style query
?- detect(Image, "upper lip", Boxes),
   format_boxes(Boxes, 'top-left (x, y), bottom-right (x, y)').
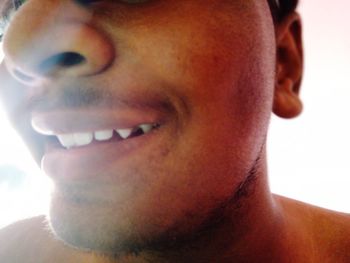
top-left (26, 78), bottom-right (177, 138)
top-left (31, 108), bottom-right (166, 135)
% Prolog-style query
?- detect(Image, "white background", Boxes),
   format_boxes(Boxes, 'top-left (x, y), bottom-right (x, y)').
top-left (0, 0), bottom-right (349, 228)
top-left (269, 0), bottom-right (350, 212)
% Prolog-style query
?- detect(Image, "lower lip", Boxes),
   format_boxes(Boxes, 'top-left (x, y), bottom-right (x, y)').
top-left (41, 129), bottom-right (160, 183)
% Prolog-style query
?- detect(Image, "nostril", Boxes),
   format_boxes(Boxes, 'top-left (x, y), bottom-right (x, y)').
top-left (74, 0), bottom-right (102, 6)
top-left (55, 52), bottom-right (86, 67)
top-left (13, 69), bottom-right (35, 82)
top-left (39, 52), bottom-right (86, 74)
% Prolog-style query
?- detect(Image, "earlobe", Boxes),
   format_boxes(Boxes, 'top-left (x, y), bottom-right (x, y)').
top-left (273, 78), bottom-right (303, 118)
top-left (273, 12), bottom-right (303, 119)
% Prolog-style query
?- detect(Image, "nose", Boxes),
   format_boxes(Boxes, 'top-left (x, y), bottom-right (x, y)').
top-left (2, 0), bottom-right (115, 84)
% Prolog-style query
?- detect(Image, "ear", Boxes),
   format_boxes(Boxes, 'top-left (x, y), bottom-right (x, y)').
top-left (273, 12), bottom-right (303, 119)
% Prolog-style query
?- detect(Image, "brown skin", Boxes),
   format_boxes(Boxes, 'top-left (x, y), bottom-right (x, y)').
top-left (0, 0), bottom-right (349, 262)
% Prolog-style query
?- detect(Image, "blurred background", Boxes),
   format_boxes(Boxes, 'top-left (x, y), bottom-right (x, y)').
top-left (1, 0), bottom-right (350, 228)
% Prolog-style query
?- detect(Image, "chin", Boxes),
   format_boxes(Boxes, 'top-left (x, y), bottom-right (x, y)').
top-left (47, 186), bottom-right (231, 257)
top-left (47, 190), bottom-right (194, 256)
top-left (47, 193), bottom-right (148, 255)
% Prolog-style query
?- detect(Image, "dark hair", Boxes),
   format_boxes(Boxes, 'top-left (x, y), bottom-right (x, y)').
top-left (268, 0), bottom-right (299, 23)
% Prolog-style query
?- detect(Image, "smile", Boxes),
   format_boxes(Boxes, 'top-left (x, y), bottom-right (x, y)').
top-left (55, 123), bottom-right (159, 149)
top-left (33, 108), bottom-right (169, 182)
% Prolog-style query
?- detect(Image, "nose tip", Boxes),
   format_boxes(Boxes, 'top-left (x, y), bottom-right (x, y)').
top-left (3, 18), bottom-right (115, 83)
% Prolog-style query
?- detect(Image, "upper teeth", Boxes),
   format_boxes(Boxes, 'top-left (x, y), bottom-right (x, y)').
top-left (117, 128), bottom-right (133, 139)
top-left (56, 124), bottom-right (156, 149)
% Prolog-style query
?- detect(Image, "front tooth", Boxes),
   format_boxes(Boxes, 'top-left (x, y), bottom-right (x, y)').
top-left (57, 134), bottom-right (76, 148)
top-left (116, 128), bottom-right (133, 139)
top-left (139, 124), bottom-right (153, 134)
top-left (94, 130), bottom-right (113, 141)
top-left (74, 132), bottom-right (93, 146)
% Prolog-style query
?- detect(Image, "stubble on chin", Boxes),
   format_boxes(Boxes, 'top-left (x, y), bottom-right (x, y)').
top-left (46, 150), bottom-right (262, 259)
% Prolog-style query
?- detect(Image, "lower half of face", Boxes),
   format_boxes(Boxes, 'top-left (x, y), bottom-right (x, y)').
top-left (2, 0), bottom-right (276, 255)
top-left (48, 105), bottom-right (270, 254)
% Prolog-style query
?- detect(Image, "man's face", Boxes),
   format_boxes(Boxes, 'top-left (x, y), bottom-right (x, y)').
top-left (0, 0), bottom-right (276, 253)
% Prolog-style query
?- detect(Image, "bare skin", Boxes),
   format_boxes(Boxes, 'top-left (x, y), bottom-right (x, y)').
top-left (0, 0), bottom-right (349, 262)
top-left (1, 196), bottom-right (349, 263)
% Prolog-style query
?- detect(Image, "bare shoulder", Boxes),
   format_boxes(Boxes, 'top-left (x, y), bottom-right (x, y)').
top-left (0, 216), bottom-right (92, 263)
top-left (274, 194), bottom-right (350, 263)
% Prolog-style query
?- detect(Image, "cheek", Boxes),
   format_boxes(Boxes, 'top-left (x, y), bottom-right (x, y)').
top-left (162, 19), bottom-right (276, 193)
top-left (180, 31), bottom-right (275, 144)
top-left (131, 17), bottom-right (275, 122)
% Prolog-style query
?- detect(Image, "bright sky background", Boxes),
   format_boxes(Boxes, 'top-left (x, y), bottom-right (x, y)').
top-left (0, 0), bottom-right (350, 228)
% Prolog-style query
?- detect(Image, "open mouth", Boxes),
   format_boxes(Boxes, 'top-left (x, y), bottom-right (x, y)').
top-left (54, 123), bottom-right (160, 149)
top-left (39, 119), bottom-right (165, 181)
top-left (30, 97), bottom-right (174, 182)
top-left (30, 107), bottom-right (167, 152)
